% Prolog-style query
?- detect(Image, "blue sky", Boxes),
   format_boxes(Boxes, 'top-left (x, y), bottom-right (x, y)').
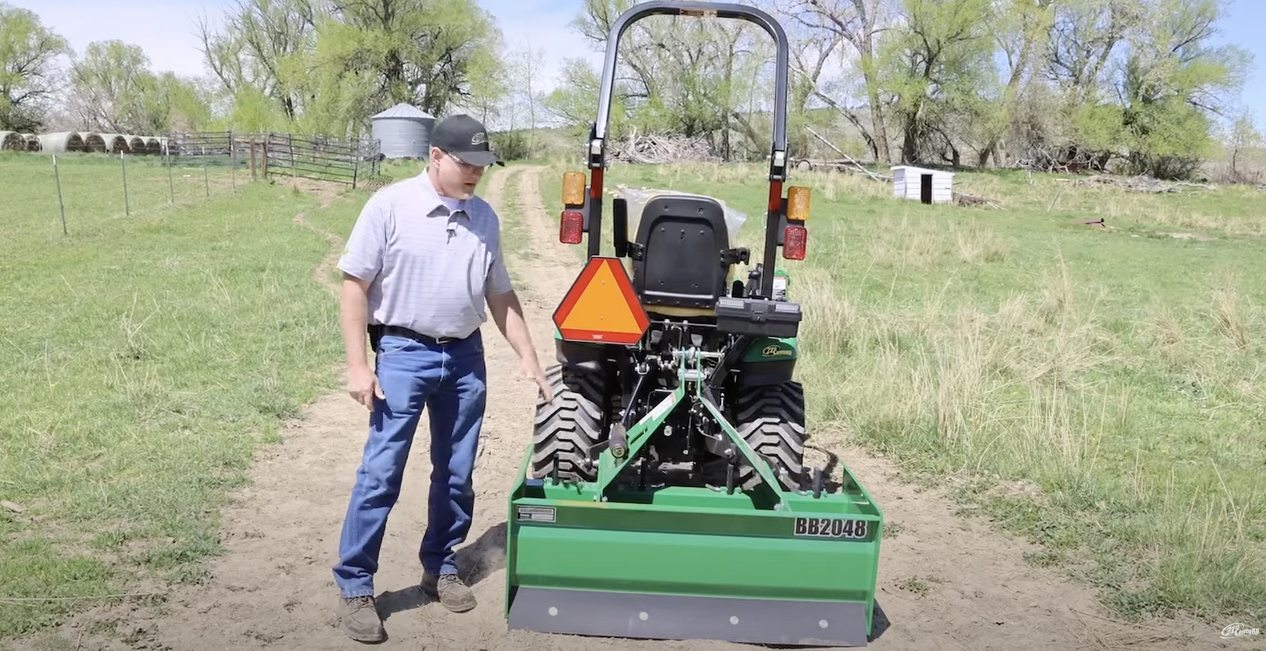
top-left (9, 0), bottom-right (1266, 127)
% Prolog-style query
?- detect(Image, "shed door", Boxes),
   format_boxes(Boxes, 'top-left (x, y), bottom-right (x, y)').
top-left (920, 174), bottom-right (933, 204)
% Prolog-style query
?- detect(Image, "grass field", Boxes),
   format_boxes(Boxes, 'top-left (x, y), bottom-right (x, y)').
top-left (541, 160), bottom-right (1266, 625)
top-left (0, 151), bottom-right (448, 639)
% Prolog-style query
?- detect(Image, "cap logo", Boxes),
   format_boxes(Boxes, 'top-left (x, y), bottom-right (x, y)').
top-left (471, 131), bottom-right (487, 145)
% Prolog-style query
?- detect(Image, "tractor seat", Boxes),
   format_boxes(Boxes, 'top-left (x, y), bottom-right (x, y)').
top-left (629, 194), bottom-right (739, 316)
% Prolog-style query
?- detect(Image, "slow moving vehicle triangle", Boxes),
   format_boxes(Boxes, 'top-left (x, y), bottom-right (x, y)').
top-left (553, 257), bottom-right (649, 345)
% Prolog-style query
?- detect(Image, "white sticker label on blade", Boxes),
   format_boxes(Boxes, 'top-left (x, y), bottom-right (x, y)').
top-left (647, 393), bottom-right (676, 421)
top-left (516, 506), bottom-right (556, 523)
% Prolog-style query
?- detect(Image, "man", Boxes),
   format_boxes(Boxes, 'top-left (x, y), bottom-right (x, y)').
top-left (330, 114), bottom-right (552, 643)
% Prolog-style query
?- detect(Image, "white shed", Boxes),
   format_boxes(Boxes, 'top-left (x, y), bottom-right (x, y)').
top-left (892, 166), bottom-right (954, 204)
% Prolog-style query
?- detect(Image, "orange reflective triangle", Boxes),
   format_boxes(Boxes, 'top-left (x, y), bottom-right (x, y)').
top-left (554, 257), bottom-right (650, 345)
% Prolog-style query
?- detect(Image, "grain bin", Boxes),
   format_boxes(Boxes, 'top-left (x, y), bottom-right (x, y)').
top-left (370, 103), bottom-right (435, 159)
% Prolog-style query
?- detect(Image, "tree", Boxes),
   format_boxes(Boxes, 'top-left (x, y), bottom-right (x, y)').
top-left (779, 0), bottom-right (895, 163)
top-left (542, 57), bottom-right (609, 135)
top-left (197, 0), bottom-right (316, 122)
top-left (0, 3), bottom-right (69, 131)
top-left (453, 31), bottom-right (508, 127)
top-left (197, 0), bottom-right (502, 137)
top-left (879, 0), bottom-right (998, 165)
top-left (1226, 110), bottom-right (1262, 183)
top-left (568, 0), bottom-right (780, 159)
top-left (976, 0), bottom-right (1056, 167)
top-left (323, 0), bottom-right (500, 118)
top-left (66, 40), bottom-right (158, 133)
top-left (1116, 0), bottom-right (1251, 178)
top-left (506, 42), bottom-right (546, 154)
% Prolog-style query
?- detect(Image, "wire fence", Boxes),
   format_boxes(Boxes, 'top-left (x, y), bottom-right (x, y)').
top-left (37, 149), bottom-right (249, 236)
top-left (161, 131), bottom-right (386, 189)
top-left (7, 129), bottom-right (390, 237)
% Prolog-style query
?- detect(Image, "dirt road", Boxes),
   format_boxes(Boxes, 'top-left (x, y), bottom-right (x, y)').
top-left (17, 166), bottom-right (1234, 651)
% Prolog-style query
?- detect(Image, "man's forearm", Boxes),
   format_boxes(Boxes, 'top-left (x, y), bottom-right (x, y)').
top-left (341, 278), bottom-right (371, 370)
top-left (494, 292), bottom-right (540, 364)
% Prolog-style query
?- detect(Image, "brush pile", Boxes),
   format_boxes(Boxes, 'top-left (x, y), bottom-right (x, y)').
top-left (609, 129), bottom-right (720, 164)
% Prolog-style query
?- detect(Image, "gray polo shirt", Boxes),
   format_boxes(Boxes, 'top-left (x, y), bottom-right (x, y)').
top-left (337, 171), bottom-right (512, 339)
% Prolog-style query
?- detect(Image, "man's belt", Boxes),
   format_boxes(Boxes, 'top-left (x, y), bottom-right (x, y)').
top-left (369, 324), bottom-right (468, 349)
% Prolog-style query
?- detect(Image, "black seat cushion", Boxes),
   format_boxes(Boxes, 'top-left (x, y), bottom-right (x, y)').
top-left (631, 195), bottom-right (731, 310)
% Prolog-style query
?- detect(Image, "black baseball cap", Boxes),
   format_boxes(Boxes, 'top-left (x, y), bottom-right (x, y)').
top-left (431, 114), bottom-right (503, 167)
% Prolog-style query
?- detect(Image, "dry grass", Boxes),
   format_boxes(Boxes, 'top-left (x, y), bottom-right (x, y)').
top-left (1212, 286), bottom-right (1252, 350)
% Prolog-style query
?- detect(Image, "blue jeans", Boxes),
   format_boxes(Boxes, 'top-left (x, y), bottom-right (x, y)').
top-left (332, 331), bottom-right (486, 598)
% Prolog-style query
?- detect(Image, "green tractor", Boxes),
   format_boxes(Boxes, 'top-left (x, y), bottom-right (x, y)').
top-left (504, 1), bottom-right (883, 646)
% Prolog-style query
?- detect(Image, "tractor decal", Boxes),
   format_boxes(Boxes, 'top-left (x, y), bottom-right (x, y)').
top-left (794, 517), bottom-right (869, 540)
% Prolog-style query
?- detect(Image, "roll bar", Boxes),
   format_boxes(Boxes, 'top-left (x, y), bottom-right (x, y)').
top-left (580, 1), bottom-right (795, 299)
top-left (590, 0), bottom-right (790, 178)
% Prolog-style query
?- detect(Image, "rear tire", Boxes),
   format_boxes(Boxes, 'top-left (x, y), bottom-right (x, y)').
top-left (531, 363), bottom-right (605, 482)
top-left (733, 381), bottom-right (807, 492)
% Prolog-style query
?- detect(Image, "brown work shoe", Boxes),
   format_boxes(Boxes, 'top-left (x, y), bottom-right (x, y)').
top-left (337, 595), bottom-right (385, 643)
top-left (421, 573), bottom-right (477, 613)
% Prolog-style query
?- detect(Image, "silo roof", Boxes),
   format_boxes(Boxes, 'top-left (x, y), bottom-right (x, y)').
top-left (371, 103), bottom-right (434, 119)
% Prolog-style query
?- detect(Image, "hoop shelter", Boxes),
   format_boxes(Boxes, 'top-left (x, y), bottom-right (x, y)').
top-left (0, 131), bottom-right (23, 150)
top-left (38, 132), bottom-right (86, 153)
top-left (81, 132), bottom-right (106, 152)
top-left (100, 133), bottom-right (129, 153)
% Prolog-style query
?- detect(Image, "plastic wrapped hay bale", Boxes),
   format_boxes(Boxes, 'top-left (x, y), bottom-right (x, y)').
top-left (615, 187), bottom-right (747, 246)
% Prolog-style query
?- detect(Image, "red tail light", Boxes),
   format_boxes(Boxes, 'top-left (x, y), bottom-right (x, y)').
top-left (783, 224), bottom-right (807, 260)
top-left (560, 210), bottom-right (584, 244)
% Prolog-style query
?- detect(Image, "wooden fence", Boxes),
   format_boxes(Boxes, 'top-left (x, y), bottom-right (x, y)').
top-left (162, 131), bottom-right (385, 188)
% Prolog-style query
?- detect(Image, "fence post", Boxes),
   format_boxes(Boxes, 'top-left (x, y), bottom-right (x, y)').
top-left (53, 155), bottom-right (67, 235)
top-left (120, 151), bottom-right (130, 216)
top-left (167, 144), bottom-right (175, 204)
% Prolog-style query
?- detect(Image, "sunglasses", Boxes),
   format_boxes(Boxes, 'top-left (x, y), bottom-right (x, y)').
top-left (440, 150), bottom-right (487, 173)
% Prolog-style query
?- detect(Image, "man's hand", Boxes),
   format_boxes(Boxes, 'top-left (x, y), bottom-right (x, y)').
top-left (522, 356), bottom-right (553, 402)
top-left (341, 273), bottom-right (380, 411)
top-left (348, 363), bottom-right (384, 411)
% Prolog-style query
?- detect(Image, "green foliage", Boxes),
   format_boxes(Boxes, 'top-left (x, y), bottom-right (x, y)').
top-left (0, 3), bottom-right (69, 131)
top-left (540, 0), bottom-right (1253, 180)
top-left (3, 0), bottom-right (1256, 180)
top-left (194, 0), bottom-right (502, 138)
top-left (561, 0), bottom-right (780, 158)
top-left (492, 129), bottom-right (531, 160)
top-left (879, 0), bottom-right (1000, 165)
top-left (52, 40), bottom-right (215, 135)
top-left (1114, 0), bottom-right (1251, 178)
